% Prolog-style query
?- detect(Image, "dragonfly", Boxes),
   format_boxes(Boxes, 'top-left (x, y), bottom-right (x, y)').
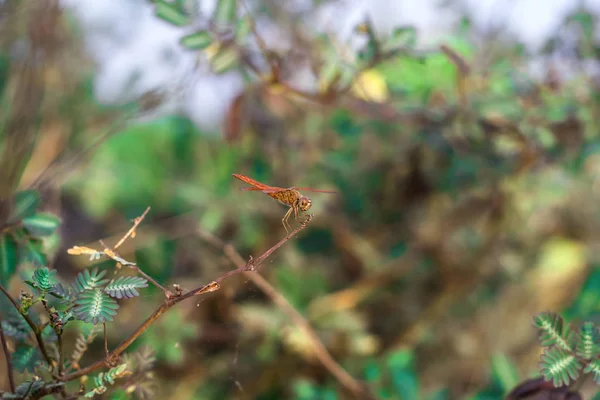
top-left (232, 173), bottom-right (336, 233)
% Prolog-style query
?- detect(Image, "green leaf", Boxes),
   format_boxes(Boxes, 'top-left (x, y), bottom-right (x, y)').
top-left (22, 239), bottom-right (47, 267)
top-left (387, 349), bottom-right (419, 399)
top-left (31, 266), bottom-right (57, 294)
top-left (576, 322), bottom-right (600, 359)
top-left (12, 344), bottom-right (39, 372)
top-left (539, 347), bottom-right (582, 387)
top-left (0, 234), bottom-right (18, 286)
top-left (74, 289), bottom-right (119, 325)
top-left (490, 353), bottom-right (519, 393)
top-left (85, 364), bottom-right (128, 398)
top-left (71, 268), bottom-right (109, 293)
top-left (214, 0), bottom-right (236, 26)
top-left (209, 47), bottom-right (239, 74)
top-left (533, 312), bottom-right (574, 351)
top-left (8, 190), bottom-right (40, 223)
top-left (104, 276), bottom-right (148, 299)
top-left (585, 359), bottom-right (600, 384)
top-left (180, 31), bottom-right (213, 50)
top-left (22, 212), bottom-right (61, 237)
top-left (154, 0), bottom-right (190, 27)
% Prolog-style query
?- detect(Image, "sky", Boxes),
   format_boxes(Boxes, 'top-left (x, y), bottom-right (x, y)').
top-left (58, 0), bottom-right (594, 133)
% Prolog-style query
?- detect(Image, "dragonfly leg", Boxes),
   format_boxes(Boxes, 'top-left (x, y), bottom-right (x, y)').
top-left (282, 207), bottom-right (293, 234)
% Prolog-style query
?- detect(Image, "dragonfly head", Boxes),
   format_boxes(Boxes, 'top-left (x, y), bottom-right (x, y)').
top-left (298, 196), bottom-right (312, 212)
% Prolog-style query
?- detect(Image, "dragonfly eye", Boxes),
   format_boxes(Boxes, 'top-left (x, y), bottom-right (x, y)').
top-left (299, 197), bottom-right (312, 211)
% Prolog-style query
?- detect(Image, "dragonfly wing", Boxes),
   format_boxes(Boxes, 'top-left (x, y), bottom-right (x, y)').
top-left (233, 173), bottom-right (287, 191)
top-left (292, 187), bottom-right (337, 193)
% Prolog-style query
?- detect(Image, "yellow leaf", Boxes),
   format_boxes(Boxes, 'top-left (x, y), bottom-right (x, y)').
top-left (351, 69), bottom-right (389, 103)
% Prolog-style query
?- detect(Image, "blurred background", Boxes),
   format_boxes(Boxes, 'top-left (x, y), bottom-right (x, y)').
top-left (1, 0), bottom-right (600, 398)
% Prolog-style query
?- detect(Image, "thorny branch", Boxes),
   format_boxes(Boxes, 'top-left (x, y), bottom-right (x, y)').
top-left (197, 226), bottom-right (371, 398)
top-left (58, 213), bottom-right (314, 383)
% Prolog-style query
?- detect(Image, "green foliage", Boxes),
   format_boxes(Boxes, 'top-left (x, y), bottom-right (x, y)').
top-left (72, 268), bottom-right (110, 293)
top-left (1, 378), bottom-right (54, 399)
top-left (533, 312), bottom-right (574, 351)
top-left (153, 0), bottom-right (190, 26)
top-left (180, 31), bottom-right (213, 51)
top-left (22, 212), bottom-right (61, 237)
top-left (8, 190), bottom-right (40, 224)
top-left (576, 322), bottom-right (600, 359)
top-left (29, 266), bottom-right (57, 294)
top-left (539, 347), bottom-right (582, 387)
top-left (74, 289), bottom-right (119, 325)
top-left (84, 364), bottom-right (129, 398)
top-left (532, 312), bottom-right (600, 388)
top-left (11, 344), bottom-right (39, 372)
top-left (104, 276), bottom-right (148, 299)
top-left (0, 233), bottom-right (18, 286)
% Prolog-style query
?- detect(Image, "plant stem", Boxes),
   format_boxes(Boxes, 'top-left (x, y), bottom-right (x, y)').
top-left (198, 218), bottom-right (369, 398)
top-left (103, 323), bottom-right (109, 360)
top-left (0, 315), bottom-right (15, 392)
top-left (58, 216), bottom-right (312, 382)
top-left (0, 284), bottom-right (53, 366)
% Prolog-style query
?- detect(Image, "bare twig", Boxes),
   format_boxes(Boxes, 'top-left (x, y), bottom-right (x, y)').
top-left (113, 207), bottom-right (150, 250)
top-left (0, 284), bottom-right (53, 366)
top-left (103, 323), bottom-right (109, 360)
top-left (0, 314), bottom-right (15, 392)
top-left (197, 219), bottom-right (369, 398)
top-left (58, 215), bottom-right (312, 382)
top-left (57, 333), bottom-right (64, 377)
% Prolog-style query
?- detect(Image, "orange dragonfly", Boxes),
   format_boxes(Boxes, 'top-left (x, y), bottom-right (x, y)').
top-left (232, 173), bottom-right (336, 233)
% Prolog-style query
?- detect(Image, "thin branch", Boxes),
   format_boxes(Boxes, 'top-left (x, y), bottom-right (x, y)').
top-left (113, 206), bottom-right (151, 250)
top-left (57, 333), bottom-right (64, 377)
top-left (0, 314), bottom-right (15, 392)
top-left (103, 323), bottom-right (109, 360)
top-left (197, 220), bottom-right (369, 398)
top-left (0, 284), bottom-right (53, 366)
top-left (58, 215), bottom-right (313, 382)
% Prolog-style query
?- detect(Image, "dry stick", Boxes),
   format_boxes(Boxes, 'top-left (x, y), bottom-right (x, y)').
top-left (58, 216), bottom-right (313, 382)
top-left (0, 284), bottom-right (52, 367)
top-left (198, 223), bottom-right (369, 398)
top-left (103, 323), bottom-right (109, 360)
top-left (0, 314), bottom-right (15, 392)
top-left (113, 207), bottom-right (151, 250)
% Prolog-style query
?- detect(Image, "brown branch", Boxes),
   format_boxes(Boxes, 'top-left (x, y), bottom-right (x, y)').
top-left (0, 284), bottom-right (53, 367)
top-left (58, 215), bottom-right (313, 382)
top-left (0, 314), bottom-right (15, 392)
top-left (113, 207), bottom-right (150, 250)
top-left (197, 219), bottom-right (370, 398)
top-left (103, 323), bottom-right (109, 360)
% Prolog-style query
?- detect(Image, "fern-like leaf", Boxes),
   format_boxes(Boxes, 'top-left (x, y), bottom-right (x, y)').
top-left (12, 345), bottom-right (39, 372)
top-left (84, 364), bottom-right (129, 398)
top-left (584, 358), bottom-right (600, 383)
top-left (71, 325), bottom-right (99, 369)
top-left (31, 267), bottom-right (57, 294)
top-left (74, 289), bottom-right (119, 325)
top-left (49, 282), bottom-right (75, 302)
top-left (576, 321), bottom-right (600, 359)
top-left (1, 320), bottom-right (28, 341)
top-left (533, 312), bottom-right (574, 351)
top-left (72, 268), bottom-right (109, 293)
top-left (104, 276), bottom-right (148, 299)
top-left (539, 347), bottom-right (582, 387)
top-left (4, 378), bottom-right (45, 399)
